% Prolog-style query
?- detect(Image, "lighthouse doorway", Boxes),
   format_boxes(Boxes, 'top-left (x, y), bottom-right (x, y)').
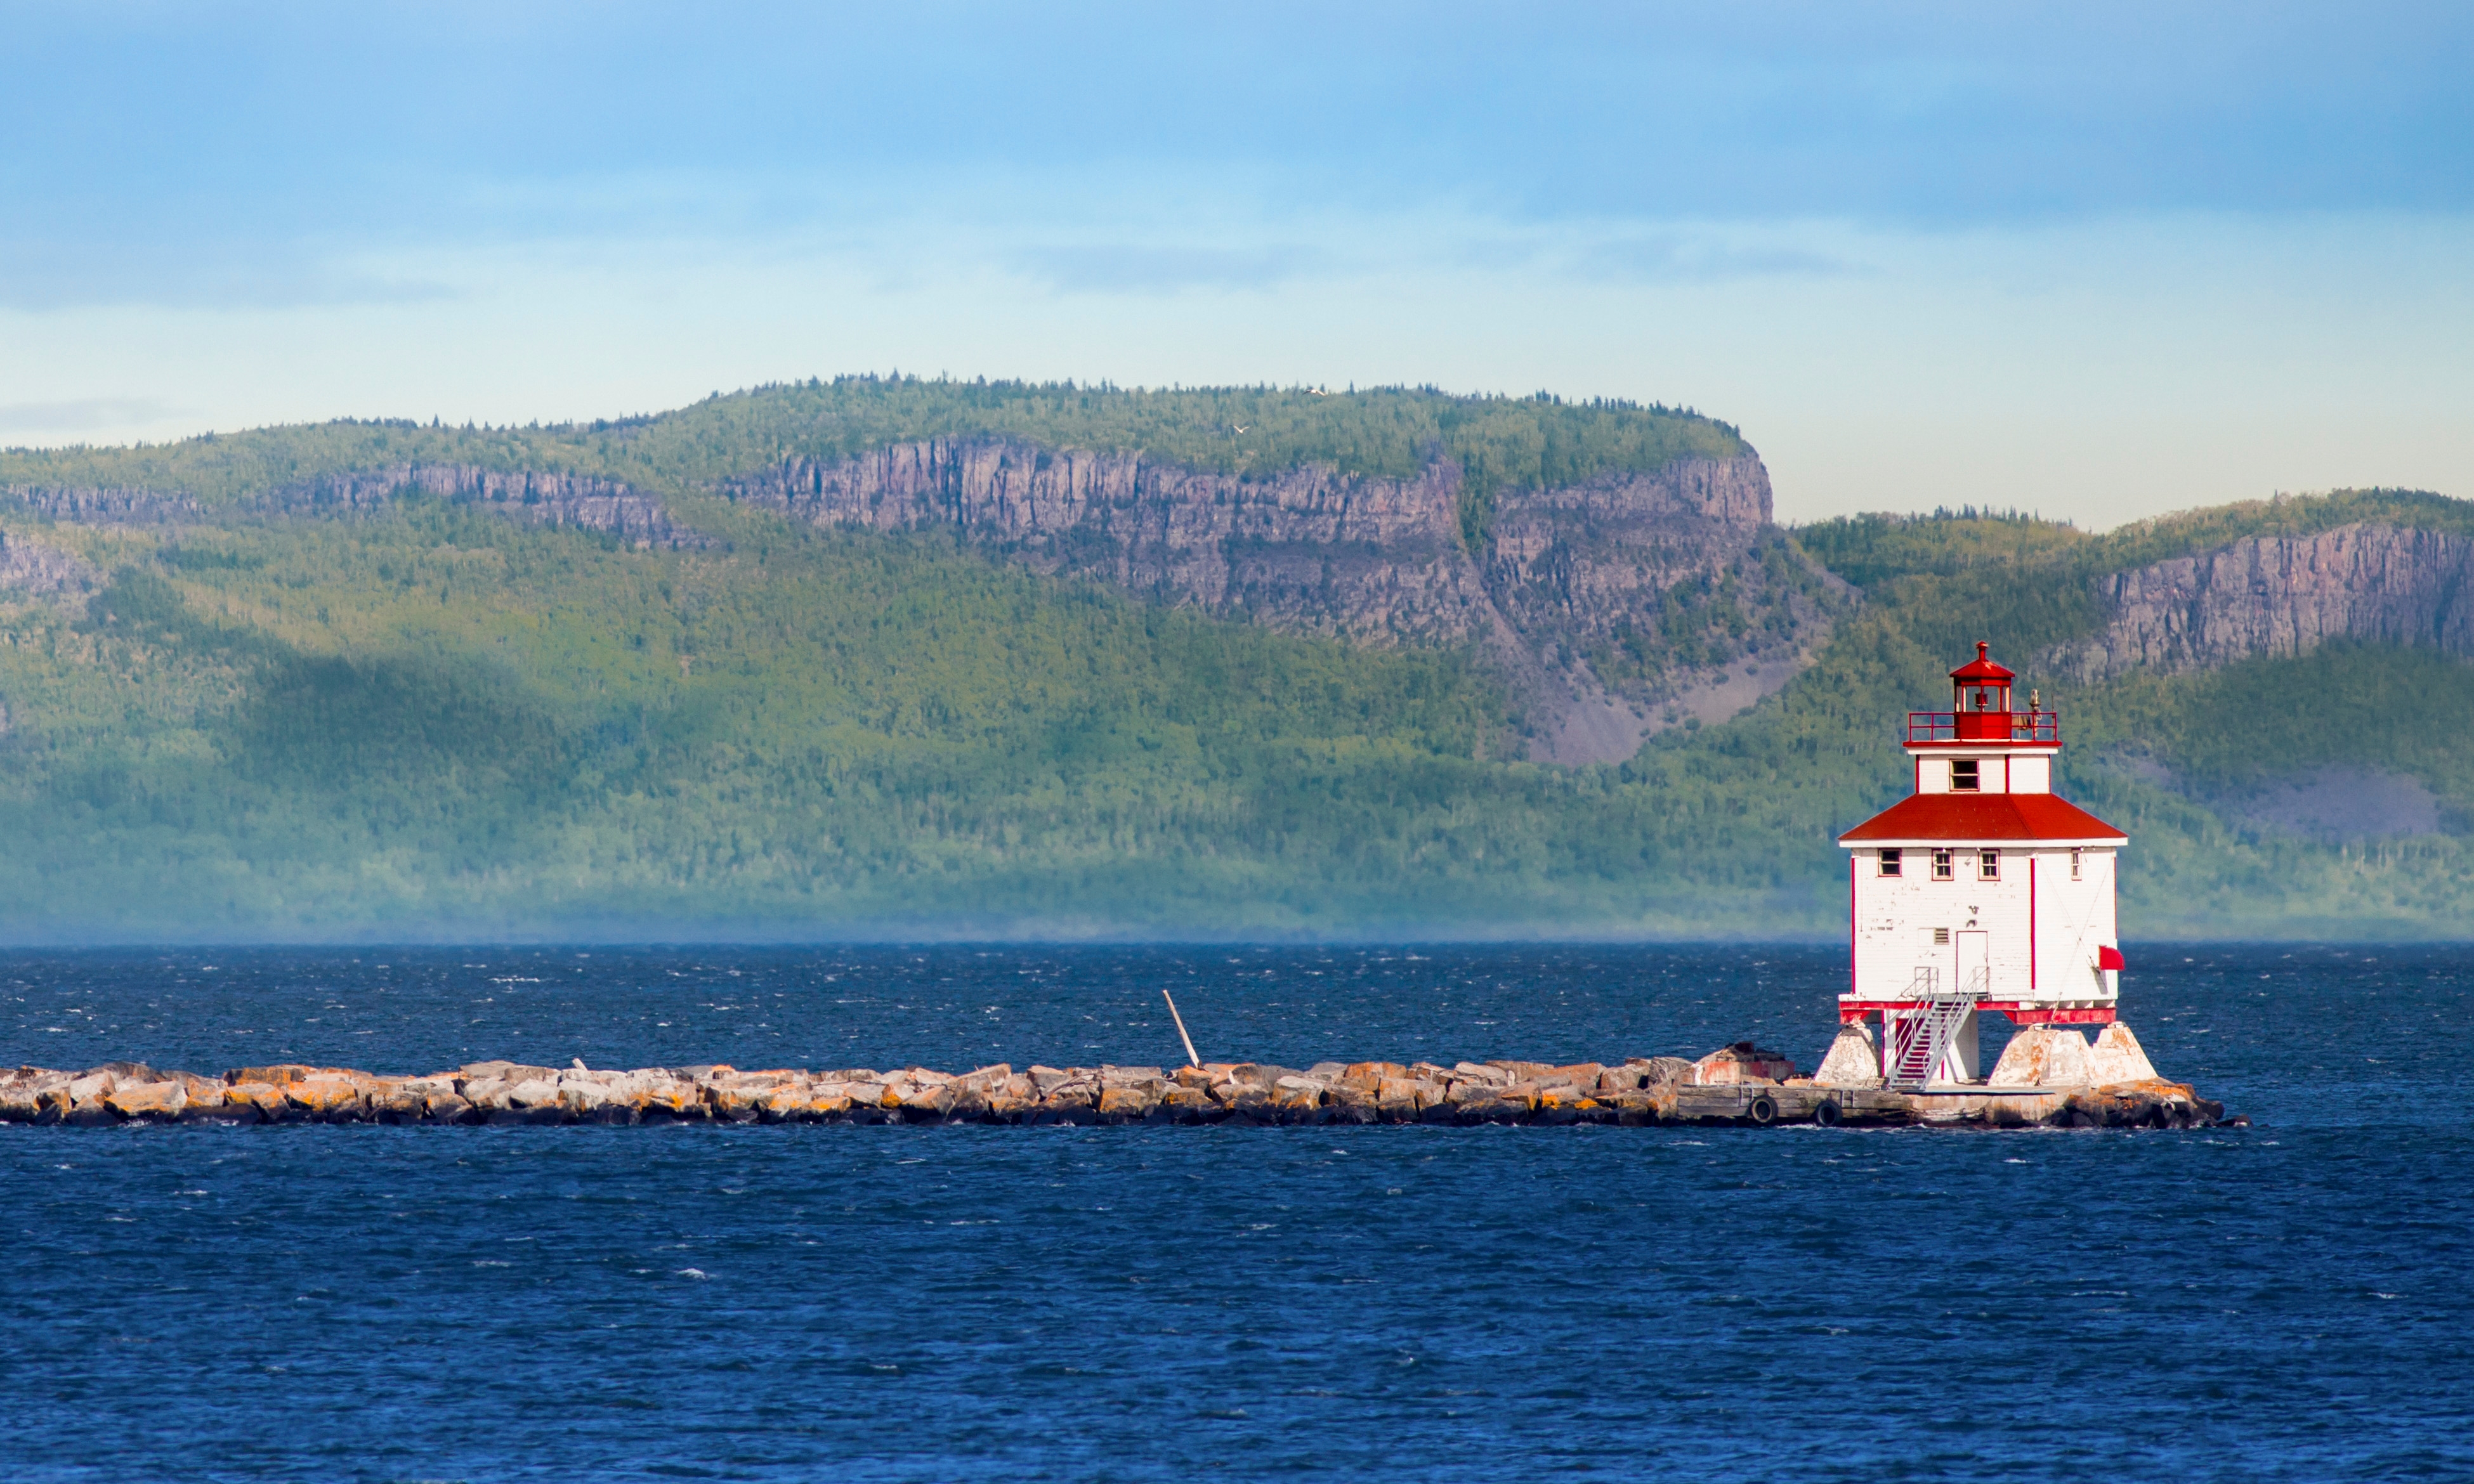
top-left (1947, 930), bottom-right (1989, 1081)
top-left (1954, 931), bottom-right (1989, 996)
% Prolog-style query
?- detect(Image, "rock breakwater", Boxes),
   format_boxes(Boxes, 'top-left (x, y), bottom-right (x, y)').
top-left (0, 1051), bottom-right (2228, 1129)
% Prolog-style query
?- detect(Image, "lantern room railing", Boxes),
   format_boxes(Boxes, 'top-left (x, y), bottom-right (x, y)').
top-left (1906, 710), bottom-right (2060, 743)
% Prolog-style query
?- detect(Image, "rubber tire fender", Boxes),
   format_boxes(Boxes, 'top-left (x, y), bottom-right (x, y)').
top-left (1812, 1098), bottom-right (1842, 1128)
top-left (1746, 1093), bottom-right (1778, 1126)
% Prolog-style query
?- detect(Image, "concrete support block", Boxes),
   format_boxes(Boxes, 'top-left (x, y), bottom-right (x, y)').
top-left (1987, 1024), bottom-right (2095, 1088)
top-left (1814, 1020), bottom-right (1883, 1088)
top-left (2087, 1020), bottom-right (2161, 1086)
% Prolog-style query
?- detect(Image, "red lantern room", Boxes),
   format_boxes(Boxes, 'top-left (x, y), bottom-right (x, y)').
top-left (1832, 642), bottom-right (2126, 1085)
top-left (1948, 641), bottom-right (2014, 739)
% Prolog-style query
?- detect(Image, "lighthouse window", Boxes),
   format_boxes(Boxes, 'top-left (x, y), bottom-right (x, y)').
top-left (2071, 848), bottom-right (2084, 881)
top-left (1878, 849), bottom-right (1902, 878)
top-left (1950, 760), bottom-right (1980, 791)
top-left (1931, 849), bottom-right (1954, 881)
top-left (1979, 849), bottom-right (2000, 880)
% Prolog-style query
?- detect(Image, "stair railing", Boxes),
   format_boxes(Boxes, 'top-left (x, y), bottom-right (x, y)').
top-left (1886, 966), bottom-right (1984, 1088)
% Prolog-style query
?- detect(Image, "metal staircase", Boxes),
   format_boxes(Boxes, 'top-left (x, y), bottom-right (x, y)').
top-left (1887, 967), bottom-right (1984, 1087)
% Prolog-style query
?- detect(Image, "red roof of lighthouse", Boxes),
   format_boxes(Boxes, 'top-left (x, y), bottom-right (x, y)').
top-left (1949, 641), bottom-right (2014, 683)
top-left (1838, 792), bottom-right (2126, 845)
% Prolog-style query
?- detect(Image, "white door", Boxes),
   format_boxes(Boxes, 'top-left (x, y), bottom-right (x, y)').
top-left (1954, 930), bottom-right (1990, 996)
top-left (1945, 931), bottom-right (1991, 1081)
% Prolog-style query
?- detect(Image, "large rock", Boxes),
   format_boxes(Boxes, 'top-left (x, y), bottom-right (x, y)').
top-left (1451, 1090), bottom-right (1531, 1124)
top-left (1035, 1079), bottom-right (1097, 1120)
top-left (287, 1074), bottom-right (374, 1121)
top-left (0, 1069), bottom-right (69, 1121)
top-left (103, 1080), bottom-right (186, 1119)
top-left (370, 1076), bottom-right (454, 1123)
top-left (1162, 1085), bottom-right (1219, 1123)
top-left (1096, 1084), bottom-right (1163, 1121)
top-left (2060, 1080), bottom-right (2223, 1128)
top-left (1691, 1043), bottom-right (1798, 1084)
top-left (171, 1072), bottom-right (230, 1116)
top-left (1270, 1076), bottom-right (1329, 1123)
top-left (221, 1081), bottom-right (287, 1121)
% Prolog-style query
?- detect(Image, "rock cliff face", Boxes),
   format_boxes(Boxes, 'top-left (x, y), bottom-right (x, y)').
top-left (6, 465), bottom-right (709, 550)
top-left (2051, 523), bottom-right (2474, 681)
top-left (10, 443), bottom-right (1836, 765)
top-left (725, 439), bottom-right (1496, 642)
top-left (724, 440), bottom-right (1837, 762)
top-left (0, 531), bottom-right (100, 599)
top-left (4, 485), bottom-right (200, 524)
top-left (270, 464), bottom-right (710, 549)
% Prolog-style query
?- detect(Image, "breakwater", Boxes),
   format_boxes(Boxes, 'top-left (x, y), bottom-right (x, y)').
top-left (0, 1048), bottom-right (2229, 1128)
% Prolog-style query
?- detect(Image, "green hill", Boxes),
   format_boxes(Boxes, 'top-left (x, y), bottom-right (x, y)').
top-left (4, 377), bottom-right (1745, 550)
top-left (0, 379), bottom-right (2465, 941)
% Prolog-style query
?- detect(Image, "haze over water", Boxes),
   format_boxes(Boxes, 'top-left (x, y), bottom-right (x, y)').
top-left (3, 944), bottom-right (2466, 1481)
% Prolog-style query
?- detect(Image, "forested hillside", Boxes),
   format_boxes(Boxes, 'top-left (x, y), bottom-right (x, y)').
top-left (3, 377), bottom-right (1744, 551)
top-left (0, 380), bottom-right (2466, 940)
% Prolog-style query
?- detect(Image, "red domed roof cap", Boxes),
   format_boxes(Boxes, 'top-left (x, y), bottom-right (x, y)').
top-left (1949, 641), bottom-right (2015, 682)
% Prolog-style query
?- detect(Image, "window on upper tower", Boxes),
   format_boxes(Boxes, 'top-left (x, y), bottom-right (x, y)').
top-left (1878, 849), bottom-right (1903, 877)
top-left (1979, 849), bottom-right (1999, 880)
top-left (2071, 848), bottom-right (2084, 881)
top-left (1931, 849), bottom-right (1954, 880)
top-left (1950, 760), bottom-right (1980, 791)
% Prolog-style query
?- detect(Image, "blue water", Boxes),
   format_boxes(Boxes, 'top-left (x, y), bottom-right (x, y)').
top-left (3, 943), bottom-right (2468, 1481)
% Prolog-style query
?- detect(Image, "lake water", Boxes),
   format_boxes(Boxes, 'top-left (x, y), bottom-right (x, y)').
top-left (3, 943), bottom-right (2468, 1481)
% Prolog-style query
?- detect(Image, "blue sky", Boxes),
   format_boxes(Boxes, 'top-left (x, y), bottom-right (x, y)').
top-left (4, 1), bottom-right (2468, 525)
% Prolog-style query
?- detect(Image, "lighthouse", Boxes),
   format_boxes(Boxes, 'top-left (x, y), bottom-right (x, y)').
top-left (1834, 643), bottom-right (2128, 1086)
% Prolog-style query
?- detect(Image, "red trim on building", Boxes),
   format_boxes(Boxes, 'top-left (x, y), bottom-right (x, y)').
top-left (1848, 856), bottom-right (1857, 997)
top-left (1839, 1000), bottom-right (2117, 1025)
top-left (1904, 737), bottom-right (2060, 752)
top-left (1839, 792), bottom-right (2126, 844)
top-left (1996, 1005), bottom-right (2119, 1025)
top-left (2029, 856), bottom-right (2037, 992)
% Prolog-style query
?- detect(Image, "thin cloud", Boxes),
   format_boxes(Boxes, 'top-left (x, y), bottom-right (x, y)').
top-left (1569, 232), bottom-right (1853, 283)
top-left (0, 242), bottom-right (457, 312)
top-left (1013, 244), bottom-right (1326, 296)
top-left (0, 397), bottom-right (180, 435)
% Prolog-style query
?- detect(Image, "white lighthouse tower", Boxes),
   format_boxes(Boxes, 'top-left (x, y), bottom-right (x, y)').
top-left (1835, 643), bottom-right (2128, 1086)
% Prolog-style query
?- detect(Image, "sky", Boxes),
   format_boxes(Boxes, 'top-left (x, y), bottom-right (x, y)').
top-left (3, 1), bottom-right (2468, 528)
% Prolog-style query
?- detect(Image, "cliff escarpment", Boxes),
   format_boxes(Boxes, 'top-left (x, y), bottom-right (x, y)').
top-left (6, 428), bottom-right (1840, 765)
top-left (724, 438), bottom-right (1490, 643)
top-left (6, 465), bottom-right (708, 551)
top-left (723, 440), bottom-right (1840, 762)
top-left (270, 464), bottom-right (711, 549)
top-left (4, 484), bottom-right (201, 524)
top-left (2052, 523), bottom-right (2474, 682)
top-left (0, 531), bottom-right (99, 599)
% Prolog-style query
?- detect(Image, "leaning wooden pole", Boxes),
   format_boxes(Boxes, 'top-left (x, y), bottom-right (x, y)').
top-left (1162, 989), bottom-right (1202, 1069)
